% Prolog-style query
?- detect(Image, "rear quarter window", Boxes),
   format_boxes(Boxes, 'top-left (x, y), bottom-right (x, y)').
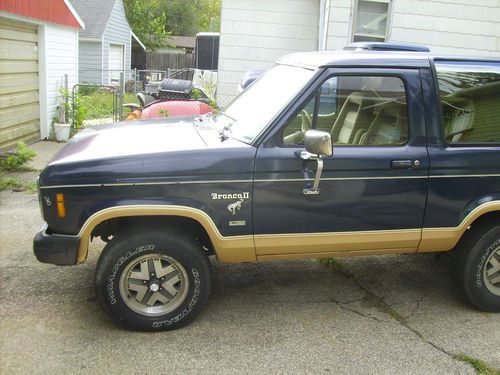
top-left (435, 61), bottom-right (500, 144)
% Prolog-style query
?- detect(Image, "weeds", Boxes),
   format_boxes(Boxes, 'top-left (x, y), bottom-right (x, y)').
top-left (453, 354), bottom-right (499, 375)
top-left (0, 177), bottom-right (37, 193)
top-left (317, 257), bottom-right (344, 269)
top-left (0, 142), bottom-right (36, 172)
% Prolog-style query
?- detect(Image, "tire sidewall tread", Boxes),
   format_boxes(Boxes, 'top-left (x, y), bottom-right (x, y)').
top-left (95, 227), bottom-right (211, 331)
top-left (456, 225), bottom-right (500, 312)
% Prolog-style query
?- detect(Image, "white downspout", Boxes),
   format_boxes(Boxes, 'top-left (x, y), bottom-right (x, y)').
top-left (320, 0), bottom-right (332, 51)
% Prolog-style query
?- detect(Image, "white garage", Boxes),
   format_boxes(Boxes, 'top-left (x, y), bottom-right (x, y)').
top-left (0, 1), bottom-right (83, 151)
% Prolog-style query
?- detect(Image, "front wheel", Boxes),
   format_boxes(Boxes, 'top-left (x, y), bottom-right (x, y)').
top-left (455, 224), bottom-right (500, 312)
top-left (95, 227), bottom-right (212, 331)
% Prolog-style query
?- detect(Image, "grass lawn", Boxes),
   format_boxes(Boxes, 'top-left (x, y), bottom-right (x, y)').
top-left (80, 90), bottom-right (138, 120)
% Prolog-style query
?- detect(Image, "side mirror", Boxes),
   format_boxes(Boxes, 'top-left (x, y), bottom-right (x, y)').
top-left (300, 130), bottom-right (333, 195)
top-left (304, 129), bottom-right (333, 157)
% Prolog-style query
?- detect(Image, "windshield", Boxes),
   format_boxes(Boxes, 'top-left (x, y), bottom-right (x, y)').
top-left (212, 65), bottom-right (316, 143)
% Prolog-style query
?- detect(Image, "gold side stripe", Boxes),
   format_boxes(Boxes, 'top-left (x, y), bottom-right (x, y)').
top-left (73, 201), bottom-right (500, 264)
top-left (40, 174), bottom-right (500, 189)
top-left (41, 176), bottom-right (426, 189)
top-left (257, 247), bottom-right (418, 261)
top-left (254, 176), bottom-right (427, 183)
top-left (253, 228), bottom-right (422, 239)
top-left (429, 174), bottom-right (500, 178)
top-left (255, 229), bottom-right (422, 255)
top-left (40, 179), bottom-right (253, 189)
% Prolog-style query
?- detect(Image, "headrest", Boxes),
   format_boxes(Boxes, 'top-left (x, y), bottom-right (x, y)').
top-left (347, 91), bottom-right (373, 105)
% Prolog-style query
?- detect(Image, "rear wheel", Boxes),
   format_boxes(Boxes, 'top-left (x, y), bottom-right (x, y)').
top-left (95, 227), bottom-right (211, 331)
top-left (454, 224), bottom-right (500, 312)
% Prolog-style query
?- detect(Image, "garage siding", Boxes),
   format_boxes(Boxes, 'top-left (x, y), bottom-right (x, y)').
top-left (0, 17), bottom-right (39, 151)
top-left (79, 41), bottom-right (102, 84)
top-left (43, 23), bottom-right (79, 139)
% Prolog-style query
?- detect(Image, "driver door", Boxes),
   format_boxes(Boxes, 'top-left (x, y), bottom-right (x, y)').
top-left (252, 68), bottom-right (429, 260)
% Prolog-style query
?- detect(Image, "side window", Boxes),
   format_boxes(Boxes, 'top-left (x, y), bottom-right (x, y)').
top-left (283, 77), bottom-right (338, 145)
top-left (435, 61), bottom-right (500, 144)
top-left (283, 75), bottom-right (409, 146)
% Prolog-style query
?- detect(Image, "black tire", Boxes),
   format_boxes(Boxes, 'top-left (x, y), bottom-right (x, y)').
top-left (454, 224), bottom-right (500, 312)
top-left (95, 226), bottom-right (211, 331)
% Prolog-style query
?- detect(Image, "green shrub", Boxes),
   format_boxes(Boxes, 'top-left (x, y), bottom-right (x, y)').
top-left (190, 88), bottom-right (202, 100)
top-left (57, 88), bottom-right (88, 128)
top-left (0, 142), bottom-right (36, 172)
top-left (72, 94), bottom-right (87, 129)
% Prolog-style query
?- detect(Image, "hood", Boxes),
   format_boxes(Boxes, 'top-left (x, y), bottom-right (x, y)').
top-left (51, 118), bottom-right (206, 165)
top-left (39, 118), bottom-right (256, 187)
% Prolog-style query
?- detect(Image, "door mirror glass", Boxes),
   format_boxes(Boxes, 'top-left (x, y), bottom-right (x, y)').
top-left (304, 129), bottom-right (333, 157)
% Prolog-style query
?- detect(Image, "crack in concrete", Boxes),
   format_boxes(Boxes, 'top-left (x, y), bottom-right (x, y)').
top-left (334, 301), bottom-right (386, 323)
top-left (322, 260), bottom-right (467, 369)
top-left (404, 293), bottom-right (427, 320)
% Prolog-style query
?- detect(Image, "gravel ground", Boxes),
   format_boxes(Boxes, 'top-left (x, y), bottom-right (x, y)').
top-left (0, 142), bottom-right (499, 374)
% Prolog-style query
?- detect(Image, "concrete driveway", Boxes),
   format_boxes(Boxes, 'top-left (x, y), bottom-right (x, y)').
top-left (0, 142), bottom-right (499, 374)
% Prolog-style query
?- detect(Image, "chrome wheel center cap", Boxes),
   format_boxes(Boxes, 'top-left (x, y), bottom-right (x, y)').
top-left (149, 283), bottom-right (159, 292)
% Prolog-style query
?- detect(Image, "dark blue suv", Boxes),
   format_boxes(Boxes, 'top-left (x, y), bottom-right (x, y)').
top-left (34, 50), bottom-right (500, 331)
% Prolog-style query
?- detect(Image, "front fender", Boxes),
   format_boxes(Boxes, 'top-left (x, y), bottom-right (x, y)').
top-left (75, 204), bottom-right (255, 264)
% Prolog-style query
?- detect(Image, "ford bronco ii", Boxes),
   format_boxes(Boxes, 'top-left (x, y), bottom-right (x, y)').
top-left (34, 51), bottom-right (500, 331)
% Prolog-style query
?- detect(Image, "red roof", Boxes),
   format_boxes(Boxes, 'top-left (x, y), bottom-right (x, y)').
top-left (1, 0), bottom-right (83, 29)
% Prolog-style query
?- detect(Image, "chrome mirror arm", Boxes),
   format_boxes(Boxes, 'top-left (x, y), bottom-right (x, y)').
top-left (300, 152), bottom-right (324, 195)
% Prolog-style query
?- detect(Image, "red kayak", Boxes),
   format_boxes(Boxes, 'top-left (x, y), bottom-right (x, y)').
top-left (140, 100), bottom-right (213, 119)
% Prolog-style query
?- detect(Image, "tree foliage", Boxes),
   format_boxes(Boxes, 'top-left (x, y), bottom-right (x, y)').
top-left (123, 0), bottom-right (169, 51)
top-left (124, 0), bottom-right (221, 49)
top-left (198, 0), bottom-right (221, 33)
top-left (163, 0), bottom-right (221, 36)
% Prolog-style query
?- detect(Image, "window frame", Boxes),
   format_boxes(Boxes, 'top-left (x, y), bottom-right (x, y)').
top-left (279, 72), bottom-right (412, 148)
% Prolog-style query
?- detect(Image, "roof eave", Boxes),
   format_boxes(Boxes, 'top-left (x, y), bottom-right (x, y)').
top-left (63, 0), bottom-right (85, 29)
top-left (131, 31), bottom-right (146, 51)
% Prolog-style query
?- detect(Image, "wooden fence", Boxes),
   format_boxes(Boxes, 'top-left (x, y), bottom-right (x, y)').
top-left (132, 52), bottom-right (194, 71)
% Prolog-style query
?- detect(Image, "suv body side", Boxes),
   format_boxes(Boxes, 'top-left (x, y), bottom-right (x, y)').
top-left (35, 54), bottom-right (500, 266)
top-left (33, 51), bottom-right (500, 330)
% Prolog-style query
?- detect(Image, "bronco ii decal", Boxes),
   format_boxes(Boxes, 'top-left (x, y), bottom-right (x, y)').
top-left (211, 192), bottom-right (250, 200)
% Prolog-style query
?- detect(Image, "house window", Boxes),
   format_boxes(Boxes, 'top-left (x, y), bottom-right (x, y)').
top-left (353, 0), bottom-right (390, 42)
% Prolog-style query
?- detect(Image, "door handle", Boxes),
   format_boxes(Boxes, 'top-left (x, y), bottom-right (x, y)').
top-left (391, 160), bottom-right (413, 169)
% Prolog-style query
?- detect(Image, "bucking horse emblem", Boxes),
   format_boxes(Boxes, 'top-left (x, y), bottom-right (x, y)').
top-left (227, 199), bottom-right (244, 215)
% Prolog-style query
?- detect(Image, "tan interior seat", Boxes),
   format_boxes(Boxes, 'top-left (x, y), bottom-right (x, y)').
top-left (330, 92), bottom-right (374, 144)
top-left (360, 102), bottom-right (408, 145)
